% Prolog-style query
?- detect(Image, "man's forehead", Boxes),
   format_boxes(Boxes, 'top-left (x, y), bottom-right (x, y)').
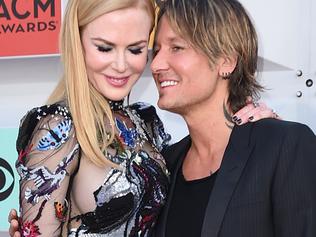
top-left (156, 17), bottom-right (184, 41)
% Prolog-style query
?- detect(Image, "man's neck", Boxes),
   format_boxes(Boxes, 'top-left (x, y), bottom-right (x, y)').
top-left (180, 100), bottom-right (233, 180)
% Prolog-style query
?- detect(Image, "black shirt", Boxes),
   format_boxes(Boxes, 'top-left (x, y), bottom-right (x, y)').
top-left (166, 168), bottom-right (218, 237)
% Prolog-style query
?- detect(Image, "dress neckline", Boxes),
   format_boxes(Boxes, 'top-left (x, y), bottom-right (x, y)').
top-left (108, 99), bottom-right (124, 111)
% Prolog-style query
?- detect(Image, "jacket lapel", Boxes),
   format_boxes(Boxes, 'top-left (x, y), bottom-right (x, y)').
top-left (155, 136), bottom-right (191, 237)
top-left (201, 123), bottom-right (254, 237)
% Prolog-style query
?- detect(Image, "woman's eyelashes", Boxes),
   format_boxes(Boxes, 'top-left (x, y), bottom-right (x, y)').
top-left (97, 45), bottom-right (111, 52)
top-left (96, 45), bottom-right (145, 55)
top-left (129, 47), bottom-right (144, 55)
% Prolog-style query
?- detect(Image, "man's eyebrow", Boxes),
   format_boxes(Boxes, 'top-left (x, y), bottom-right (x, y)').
top-left (154, 36), bottom-right (184, 45)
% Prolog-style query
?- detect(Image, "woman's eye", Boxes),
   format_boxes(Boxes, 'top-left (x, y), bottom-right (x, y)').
top-left (129, 48), bottom-right (143, 55)
top-left (97, 46), bottom-right (111, 53)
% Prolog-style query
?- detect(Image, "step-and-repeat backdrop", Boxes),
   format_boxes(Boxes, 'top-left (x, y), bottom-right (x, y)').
top-left (0, 128), bottom-right (19, 231)
top-left (0, 0), bottom-right (63, 231)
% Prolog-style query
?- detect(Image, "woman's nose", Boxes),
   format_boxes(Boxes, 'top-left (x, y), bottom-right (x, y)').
top-left (112, 52), bottom-right (127, 72)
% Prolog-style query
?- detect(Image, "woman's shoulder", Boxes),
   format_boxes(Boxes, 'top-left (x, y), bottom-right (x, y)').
top-left (21, 102), bottom-right (71, 121)
top-left (17, 102), bottom-right (73, 153)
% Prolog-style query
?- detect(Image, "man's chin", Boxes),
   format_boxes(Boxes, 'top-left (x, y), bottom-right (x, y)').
top-left (157, 100), bottom-right (170, 111)
top-left (157, 100), bottom-right (179, 114)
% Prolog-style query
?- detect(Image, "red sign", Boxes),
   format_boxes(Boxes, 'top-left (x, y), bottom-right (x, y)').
top-left (0, 0), bottom-right (61, 58)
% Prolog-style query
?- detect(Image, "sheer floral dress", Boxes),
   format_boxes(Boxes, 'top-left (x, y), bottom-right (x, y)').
top-left (16, 101), bottom-right (171, 237)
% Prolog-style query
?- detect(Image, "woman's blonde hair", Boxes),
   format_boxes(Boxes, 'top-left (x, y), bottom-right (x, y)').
top-left (48, 0), bottom-right (155, 167)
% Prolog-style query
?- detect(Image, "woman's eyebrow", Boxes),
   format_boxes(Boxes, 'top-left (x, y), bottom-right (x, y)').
top-left (91, 37), bottom-right (147, 47)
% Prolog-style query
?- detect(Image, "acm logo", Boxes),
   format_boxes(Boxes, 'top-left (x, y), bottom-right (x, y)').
top-left (0, 0), bottom-right (58, 33)
top-left (0, 156), bottom-right (15, 201)
top-left (0, 0), bottom-right (61, 57)
top-left (0, 0), bottom-right (56, 19)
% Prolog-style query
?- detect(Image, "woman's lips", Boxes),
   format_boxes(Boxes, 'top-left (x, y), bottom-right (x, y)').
top-left (105, 76), bottom-right (129, 87)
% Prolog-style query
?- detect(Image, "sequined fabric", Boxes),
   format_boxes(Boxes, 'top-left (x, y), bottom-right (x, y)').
top-left (16, 101), bottom-right (171, 237)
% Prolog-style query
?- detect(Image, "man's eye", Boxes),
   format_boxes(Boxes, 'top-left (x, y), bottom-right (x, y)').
top-left (97, 46), bottom-right (111, 52)
top-left (172, 46), bottom-right (183, 52)
top-left (129, 48), bottom-right (143, 55)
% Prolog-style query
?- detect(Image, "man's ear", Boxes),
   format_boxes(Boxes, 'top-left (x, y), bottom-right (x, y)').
top-left (218, 55), bottom-right (237, 79)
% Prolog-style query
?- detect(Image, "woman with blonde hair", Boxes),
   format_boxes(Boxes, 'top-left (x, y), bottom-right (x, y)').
top-left (13, 0), bottom-right (171, 236)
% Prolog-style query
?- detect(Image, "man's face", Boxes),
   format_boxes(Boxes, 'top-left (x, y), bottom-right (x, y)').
top-left (151, 16), bottom-right (223, 115)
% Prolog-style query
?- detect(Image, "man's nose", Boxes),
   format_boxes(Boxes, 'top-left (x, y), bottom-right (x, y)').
top-left (150, 49), bottom-right (168, 74)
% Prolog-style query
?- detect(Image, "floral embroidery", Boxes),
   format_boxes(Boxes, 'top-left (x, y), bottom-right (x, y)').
top-left (21, 221), bottom-right (41, 237)
top-left (17, 102), bottom-right (170, 237)
top-left (54, 201), bottom-right (68, 222)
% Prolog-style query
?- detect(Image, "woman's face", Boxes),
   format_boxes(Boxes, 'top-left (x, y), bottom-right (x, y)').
top-left (81, 7), bottom-right (152, 101)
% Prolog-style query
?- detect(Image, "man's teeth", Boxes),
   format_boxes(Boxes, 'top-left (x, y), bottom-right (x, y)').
top-left (160, 81), bottom-right (178, 88)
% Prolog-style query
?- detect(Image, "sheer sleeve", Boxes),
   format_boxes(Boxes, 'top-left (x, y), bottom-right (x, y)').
top-left (15, 104), bottom-right (80, 236)
top-left (130, 102), bottom-right (171, 151)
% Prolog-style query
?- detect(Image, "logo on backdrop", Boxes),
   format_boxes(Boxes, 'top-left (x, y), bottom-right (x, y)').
top-left (0, 156), bottom-right (15, 201)
top-left (0, 0), bottom-right (61, 57)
